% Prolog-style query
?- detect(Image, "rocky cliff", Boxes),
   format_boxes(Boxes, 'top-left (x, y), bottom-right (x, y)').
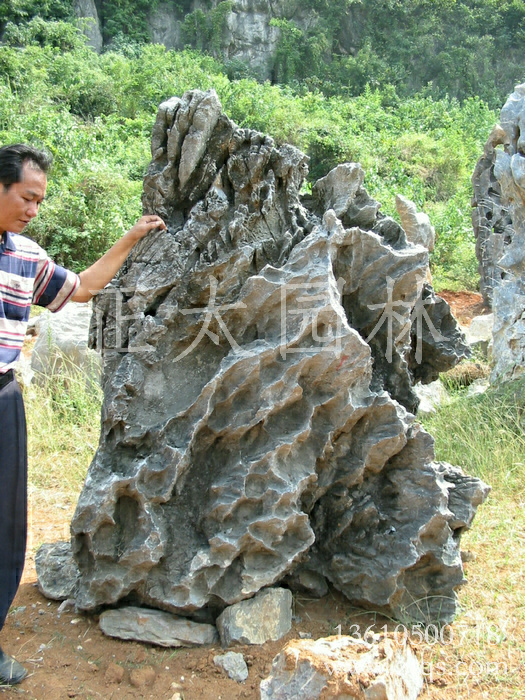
top-left (76, 0), bottom-right (321, 79)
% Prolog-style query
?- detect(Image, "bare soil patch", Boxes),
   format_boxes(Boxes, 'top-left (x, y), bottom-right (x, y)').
top-left (438, 290), bottom-right (489, 327)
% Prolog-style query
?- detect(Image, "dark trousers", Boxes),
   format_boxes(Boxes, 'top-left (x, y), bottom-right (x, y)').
top-left (0, 372), bottom-right (27, 632)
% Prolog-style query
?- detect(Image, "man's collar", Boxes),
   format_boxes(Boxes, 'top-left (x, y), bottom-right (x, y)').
top-left (1, 232), bottom-right (17, 251)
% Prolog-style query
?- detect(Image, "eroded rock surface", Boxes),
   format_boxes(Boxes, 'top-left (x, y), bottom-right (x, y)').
top-left (395, 194), bottom-right (435, 252)
top-left (70, 89), bottom-right (487, 624)
top-left (471, 123), bottom-right (511, 307)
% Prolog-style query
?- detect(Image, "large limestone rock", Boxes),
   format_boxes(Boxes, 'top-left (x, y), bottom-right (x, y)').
top-left (69, 89), bottom-right (488, 625)
top-left (471, 124), bottom-right (511, 307)
top-left (73, 1), bottom-right (313, 80)
top-left (223, 0), bottom-right (283, 78)
top-left (472, 84), bottom-right (525, 380)
top-left (147, 2), bottom-right (181, 50)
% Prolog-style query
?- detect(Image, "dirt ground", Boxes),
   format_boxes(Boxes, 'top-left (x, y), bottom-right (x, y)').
top-left (2, 492), bottom-right (521, 700)
top-left (438, 290), bottom-right (488, 327)
top-left (0, 509), bottom-right (391, 700)
top-left (1, 289), bottom-right (516, 700)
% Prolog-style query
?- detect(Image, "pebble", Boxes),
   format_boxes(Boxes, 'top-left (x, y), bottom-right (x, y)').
top-left (105, 662), bottom-right (125, 684)
top-left (58, 599), bottom-right (76, 614)
top-left (130, 666), bottom-right (156, 688)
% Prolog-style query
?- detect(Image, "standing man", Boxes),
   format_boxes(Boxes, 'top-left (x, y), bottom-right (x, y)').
top-left (0, 143), bottom-right (166, 684)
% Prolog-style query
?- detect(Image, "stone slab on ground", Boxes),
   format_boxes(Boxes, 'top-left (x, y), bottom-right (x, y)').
top-left (260, 635), bottom-right (424, 700)
top-left (99, 606), bottom-right (218, 647)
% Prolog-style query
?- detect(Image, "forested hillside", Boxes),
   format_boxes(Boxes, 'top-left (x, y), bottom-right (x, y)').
top-left (1, 0), bottom-right (524, 105)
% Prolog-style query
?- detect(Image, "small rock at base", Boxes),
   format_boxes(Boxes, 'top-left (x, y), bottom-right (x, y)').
top-left (104, 662), bottom-right (124, 684)
top-left (216, 588), bottom-right (292, 646)
top-left (260, 635), bottom-right (423, 700)
top-left (130, 666), bottom-right (156, 688)
top-left (58, 599), bottom-right (76, 614)
top-left (213, 651), bottom-right (249, 682)
top-left (35, 542), bottom-right (79, 601)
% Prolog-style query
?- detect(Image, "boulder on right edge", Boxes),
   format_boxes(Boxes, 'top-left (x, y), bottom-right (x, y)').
top-left (260, 635), bottom-right (423, 700)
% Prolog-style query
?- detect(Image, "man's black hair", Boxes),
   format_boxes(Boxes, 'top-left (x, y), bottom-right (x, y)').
top-left (0, 144), bottom-right (52, 190)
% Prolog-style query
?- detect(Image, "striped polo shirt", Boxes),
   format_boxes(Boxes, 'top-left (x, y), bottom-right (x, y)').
top-left (0, 231), bottom-right (80, 374)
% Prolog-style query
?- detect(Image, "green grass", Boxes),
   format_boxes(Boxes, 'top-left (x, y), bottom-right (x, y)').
top-left (23, 358), bottom-right (102, 494)
top-left (421, 376), bottom-right (525, 496)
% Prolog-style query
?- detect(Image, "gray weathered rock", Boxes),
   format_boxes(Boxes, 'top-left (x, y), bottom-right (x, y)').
top-left (35, 542), bottom-right (79, 601)
top-left (216, 588), bottom-right (292, 647)
top-left (223, 0), bottom-right (283, 79)
top-left (466, 313), bottom-right (493, 359)
top-left (482, 84), bottom-right (525, 380)
top-left (260, 635), bottom-right (424, 700)
top-left (147, 2), bottom-right (181, 49)
top-left (471, 83), bottom-right (525, 337)
top-left (99, 606), bottom-right (218, 646)
top-left (467, 313), bottom-right (493, 343)
top-left (414, 379), bottom-right (447, 415)
top-left (71, 1), bottom-right (311, 77)
top-left (31, 302), bottom-right (101, 384)
top-left (213, 651), bottom-right (249, 682)
top-left (74, 0), bottom-right (103, 52)
top-left (57, 599), bottom-right (77, 614)
top-left (312, 163), bottom-right (380, 230)
top-left (284, 568), bottom-right (329, 599)
top-left (395, 194), bottom-right (435, 251)
top-left (471, 123), bottom-right (512, 307)
top-left (68, 89), bottom-right (487, 625)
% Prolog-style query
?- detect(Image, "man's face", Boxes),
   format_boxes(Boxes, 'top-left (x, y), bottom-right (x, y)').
top-left (0, 162), bottom-right (47, 235)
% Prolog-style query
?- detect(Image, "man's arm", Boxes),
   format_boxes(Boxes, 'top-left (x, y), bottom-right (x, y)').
top-left (72, 215), bottom-right (166, 302)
